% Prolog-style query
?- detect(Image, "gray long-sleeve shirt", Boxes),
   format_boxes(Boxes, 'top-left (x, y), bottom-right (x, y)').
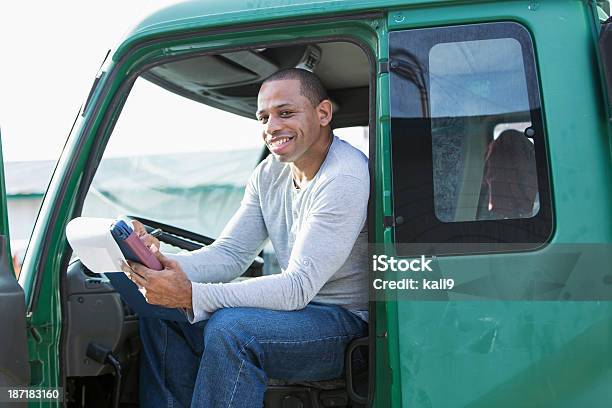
top-left (168, 136), bottom-right (369, 323)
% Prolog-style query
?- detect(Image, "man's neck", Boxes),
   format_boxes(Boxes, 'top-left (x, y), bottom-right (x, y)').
top-left (291, 132), bottom-right (333, 188)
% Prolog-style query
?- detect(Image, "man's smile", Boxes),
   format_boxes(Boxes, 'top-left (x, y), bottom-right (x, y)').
top-left (267, 135), bottom-right (295, 154)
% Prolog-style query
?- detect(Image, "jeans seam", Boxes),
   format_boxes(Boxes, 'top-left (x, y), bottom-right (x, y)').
top-left (259, 333), bottom-right (360, 345)
top-left (239, 335), bottom-right (257, 355)
top-left (227, 359), bottom-right (245, 408)
top-left (161, 322), bottom-right (173, 408)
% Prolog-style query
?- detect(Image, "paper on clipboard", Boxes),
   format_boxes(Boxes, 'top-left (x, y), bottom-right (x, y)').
top-left (66, 216), bottom-right (186, 319)
top-left (66, 217), bottom-right (126, 273)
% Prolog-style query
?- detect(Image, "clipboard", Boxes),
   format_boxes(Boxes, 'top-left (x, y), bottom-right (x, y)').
top-left (66, 217), bottom-right (187, 321)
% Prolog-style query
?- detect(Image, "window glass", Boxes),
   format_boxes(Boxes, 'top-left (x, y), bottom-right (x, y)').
top-left (81, 77), bottom-right (263, 242)
top-left (428, 38), bottom-right (538, 222)
top-left (389, 22), bottom-right (552, 252)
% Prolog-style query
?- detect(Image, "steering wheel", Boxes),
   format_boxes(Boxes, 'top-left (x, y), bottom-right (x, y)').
top-left (125, 215), bottom-right (264, 277)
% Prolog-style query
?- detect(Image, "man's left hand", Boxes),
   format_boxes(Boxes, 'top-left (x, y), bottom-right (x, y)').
top-left (121, 250), bottom-right (193, 309)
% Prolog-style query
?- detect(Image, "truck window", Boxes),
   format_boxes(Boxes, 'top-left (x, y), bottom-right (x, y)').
top-left (81, 76), bottom-right (262, 244)
top-left (389, 22), bottom-right (552, 254)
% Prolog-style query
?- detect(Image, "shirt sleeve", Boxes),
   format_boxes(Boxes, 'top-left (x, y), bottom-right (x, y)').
top-left (186, 174), bottom-right (369, 323)
top-left (165, 167), bottom-right (268, 285)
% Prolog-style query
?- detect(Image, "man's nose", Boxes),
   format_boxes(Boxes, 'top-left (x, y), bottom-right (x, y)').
top-left (265, 115), bottom-right (282, 135)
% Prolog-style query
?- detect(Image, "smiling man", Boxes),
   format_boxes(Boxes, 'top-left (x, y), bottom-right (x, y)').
top-left (125, 68), bottom-right (369, 408)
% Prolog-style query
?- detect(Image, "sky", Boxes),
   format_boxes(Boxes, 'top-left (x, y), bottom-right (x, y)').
top-left (0, 0), bottom-right (179, 163)
top-left (0, 1), bottom-right (367, 164)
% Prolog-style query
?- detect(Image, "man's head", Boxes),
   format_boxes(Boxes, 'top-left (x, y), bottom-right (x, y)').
top-left (256, 68), bottom-right (333, 165)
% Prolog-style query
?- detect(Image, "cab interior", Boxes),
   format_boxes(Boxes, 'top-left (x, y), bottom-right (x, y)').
top-left (62, 39), bottom-right (373, 407)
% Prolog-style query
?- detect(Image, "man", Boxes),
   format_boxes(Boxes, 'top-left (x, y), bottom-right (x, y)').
top-left (123, 68), bottom-right (369, 407)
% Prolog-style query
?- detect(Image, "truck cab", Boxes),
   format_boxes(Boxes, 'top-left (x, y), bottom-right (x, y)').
top-left (1, 1), bottom-right (611, 407)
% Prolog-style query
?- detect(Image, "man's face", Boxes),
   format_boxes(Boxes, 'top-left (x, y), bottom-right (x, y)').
top-left (256, 79), bottom-right (329, 164)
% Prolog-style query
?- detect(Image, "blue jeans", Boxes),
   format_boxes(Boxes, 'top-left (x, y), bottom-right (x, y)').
top-left (139, 303), bottom-right (367, 408)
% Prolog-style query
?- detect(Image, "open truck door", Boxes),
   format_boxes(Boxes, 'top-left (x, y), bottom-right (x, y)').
top-left (0, 128), bottom-right (29, 388)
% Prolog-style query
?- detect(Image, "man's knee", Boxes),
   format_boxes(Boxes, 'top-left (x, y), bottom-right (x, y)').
top-left (204, 308), bottom-right (260, 356)
top-left (205, 308), bottom-right (251, 338)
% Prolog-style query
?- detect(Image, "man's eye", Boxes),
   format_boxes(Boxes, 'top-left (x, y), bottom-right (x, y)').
top-left (258, 117), bottom-right (268, 124)
top-left (280, 111), bottom-right (292, 117)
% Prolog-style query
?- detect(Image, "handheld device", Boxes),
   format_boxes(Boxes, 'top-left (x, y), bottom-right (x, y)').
top-left (107, 219), bottom-right (186, 321)
top-left (110, 220), bottom-right (163, 271)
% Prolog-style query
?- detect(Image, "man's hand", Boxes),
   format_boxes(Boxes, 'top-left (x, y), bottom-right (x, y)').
top-left (121, 250), bottom-right (193, 309)
top-left (130, 219), bottom-right (161, 251)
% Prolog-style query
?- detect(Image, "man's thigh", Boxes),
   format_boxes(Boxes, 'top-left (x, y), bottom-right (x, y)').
top-left (204, 303), bottom-right (367, 382)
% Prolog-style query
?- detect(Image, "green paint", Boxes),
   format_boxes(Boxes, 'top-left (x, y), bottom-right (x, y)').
top-left (0, 131), bottom-right (11, 240)
top-left (7, 194), bottom-right (45, 200)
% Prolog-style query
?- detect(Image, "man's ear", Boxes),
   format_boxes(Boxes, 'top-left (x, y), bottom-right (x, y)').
top-left (317, 99), bottom-right (333, 127)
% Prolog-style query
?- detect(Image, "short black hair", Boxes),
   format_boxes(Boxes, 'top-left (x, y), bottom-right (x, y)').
top-left (261, 68), bottom-right (328, 107)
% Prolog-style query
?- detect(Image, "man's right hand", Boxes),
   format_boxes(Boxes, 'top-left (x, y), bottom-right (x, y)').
top-left (131, 220), bottom-right (161, 251)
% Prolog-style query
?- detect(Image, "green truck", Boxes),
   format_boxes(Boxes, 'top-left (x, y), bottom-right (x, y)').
top-left (1, 0), bottom-right (612, 406)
